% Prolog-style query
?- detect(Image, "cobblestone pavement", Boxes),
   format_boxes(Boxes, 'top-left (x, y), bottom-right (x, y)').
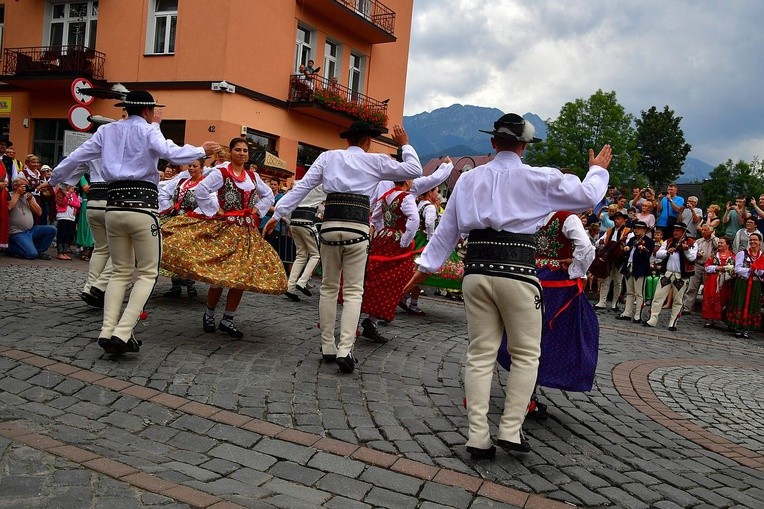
top-left (1, 256), bottom-right (764, 508)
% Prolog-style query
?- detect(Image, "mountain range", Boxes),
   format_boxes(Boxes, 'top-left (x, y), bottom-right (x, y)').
top-left (402, 104), bottom-right (712, 183)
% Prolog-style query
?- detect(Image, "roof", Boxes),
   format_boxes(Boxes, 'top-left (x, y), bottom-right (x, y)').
top-left (422, 154), bottom-right (494, 190)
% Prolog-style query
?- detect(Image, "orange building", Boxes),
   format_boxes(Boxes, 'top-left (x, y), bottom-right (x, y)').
top-left (0, 0), bottom-right (415, 179)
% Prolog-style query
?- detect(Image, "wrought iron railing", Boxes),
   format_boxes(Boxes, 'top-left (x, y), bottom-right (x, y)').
top-left (334, 0), bottom-right (395, 36)
top-left (2, 45), bottom-right (105, 79)
top-left (289, 74), bottom-right (388, 128)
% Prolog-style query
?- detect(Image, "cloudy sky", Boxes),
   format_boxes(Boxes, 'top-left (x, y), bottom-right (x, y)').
top-left (403, 0), bottom-right (764, 166)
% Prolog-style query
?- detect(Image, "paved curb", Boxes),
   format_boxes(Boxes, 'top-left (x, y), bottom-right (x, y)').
top-left (0, 344), bottom-right (572, 509)
top-left (612, 357), bottom-right (764, 471)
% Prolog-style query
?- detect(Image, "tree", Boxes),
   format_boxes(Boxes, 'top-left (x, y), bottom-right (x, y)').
top-left (702, 159), bottom-right (764, 210)
top-left (525, 90), bottom-right (638, 186)
top-left (634, 106), bottom-right (691, 190)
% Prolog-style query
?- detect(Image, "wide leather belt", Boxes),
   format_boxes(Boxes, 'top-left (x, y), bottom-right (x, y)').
top-left (323, 192), bottom-right (370, 226)
top-left (464, 228), bottom-right (537, 278)
top-left (107, 180), bottom-right (159, 210)
top-left (291, 206), bottom-right (317, 226)
top-left (88, 182), bottom-right (108, 201)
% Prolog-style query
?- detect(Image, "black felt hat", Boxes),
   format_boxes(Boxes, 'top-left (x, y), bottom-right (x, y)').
top-left (339, 121), bottom-right (385, 139)
top-left (114, 90), bottom-right (165, 108)
top-left (479, 113), bottom-right (541, 143)
top-left (0, 135), bottom-right (13, 147)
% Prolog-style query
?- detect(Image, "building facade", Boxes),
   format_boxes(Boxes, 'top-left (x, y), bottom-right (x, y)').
top-left (0, 0), bottom-right (414, 178)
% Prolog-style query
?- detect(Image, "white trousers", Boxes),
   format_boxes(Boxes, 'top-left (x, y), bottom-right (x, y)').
top-left (621, 275), bottom-right (646, 320)
top-left (287, 224), bottom-right (320, 292)
top-left (596, 265), bottom-right (623, 308)
top-left (318, 221), bottom-right (370, 358)
top-left (463, 274), bottom-right (542, 449)
top-left (647, 271), bottom-right (688, 328)
top-left (83, 199), bottom-right (114, 294)
top-left (101, 208), bottom-right (160, 342)
top-left (683, 265), bottom-right (705, 312)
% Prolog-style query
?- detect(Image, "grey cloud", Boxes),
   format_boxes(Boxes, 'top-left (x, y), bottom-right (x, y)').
top-left (404, 0), bottom-right (764, 164)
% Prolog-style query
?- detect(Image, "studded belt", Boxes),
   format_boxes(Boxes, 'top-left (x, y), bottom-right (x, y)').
top-left (319, 226), bottom-right (369, 246)
top-left (107, 180), bottom-right (159, 210)
top-left (464, 228), bottom-right (537, 278)
top-left (88, 182), bottom-right (108, 201)
top-left (323, 192), bottom-right (370, 226)
top-left (291, 206), bottom-right (317, 226)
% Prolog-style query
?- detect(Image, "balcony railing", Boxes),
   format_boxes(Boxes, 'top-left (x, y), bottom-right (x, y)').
top-left (2, 45), bottom-right (105, 80)
top-left (289, 74), bottom-right (388, 128)
top-left (334, 0), bottom-right (395, 37)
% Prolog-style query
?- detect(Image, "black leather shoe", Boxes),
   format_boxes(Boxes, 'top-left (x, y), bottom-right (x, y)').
top-left (336, 353), bottom-right (355, 373)
top-left (497, 437), bottom-right (532, 453)
top-left (466, 445), bottom-right (496, 460)
top-left (397, 299), bottom-right (409, 311)
top-left (187, 286), bottom-right (198, 298)
top-left (296, 285), bottom-right (312, 297)
top-left (632, 319), bottom-right (642, 324)
top-left (89, 287), bottom-right (105, 299)
top-left (98, 337), bottom-right (122, 355)
top-left (285, 291), bottom-right (300, 302)
top-left (615, 315), bottom-right (631, 320)
top-left (203, 313), bottom-right (216, 333)
top-left (361, 318), bottom-right (389, 344)
top-left (219, 321), bottom-right (244, 339)
top-left (611, 307), bottom-right (620, 314)
top-left (668, 326), bottom-right (677, 332)
top-left (123, 336), bottom-right (142, 353)
top-left (164, 287), bottom-right (182, 298)
top-left (322, 354), bottom-right (337, 362)
top-left (81, 291), bottom-right (103, 308)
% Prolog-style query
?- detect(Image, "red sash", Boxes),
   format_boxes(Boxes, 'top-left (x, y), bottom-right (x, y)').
top-left (541, 278), bottom-right (586, 330)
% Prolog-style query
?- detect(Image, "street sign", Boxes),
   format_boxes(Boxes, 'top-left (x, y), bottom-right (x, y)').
top-left (68, 105), bottom-right (93, 132)
top-left (63, 130), bottom-right (93, 156)
top-left (71, 78), bottom-right (95, 105)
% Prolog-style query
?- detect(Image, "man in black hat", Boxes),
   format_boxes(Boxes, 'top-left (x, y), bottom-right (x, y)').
top-left (616, 220), bottom-right (655, 323)
top-left (47, 90), bottom-right (220, 355)
top-left (594, 211), bottom-right (631, 311)
top-left (406, 113), bottom-right (611, 458)
top-left (264, 122), bottom-right (422, 374)
top-left (644, 221), bottom-right (698, 331)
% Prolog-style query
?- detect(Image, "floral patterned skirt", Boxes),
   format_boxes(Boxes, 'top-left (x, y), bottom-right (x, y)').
top-left (161, 215), bottom-right (287, 293)
top-left (725, 277), bottom-right (762, 331)
top-left (361, 229), bottom-right (415, 322)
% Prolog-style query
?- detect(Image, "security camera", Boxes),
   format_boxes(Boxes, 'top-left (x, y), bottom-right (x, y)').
top-left (211, 81), bottom-right (236, 94)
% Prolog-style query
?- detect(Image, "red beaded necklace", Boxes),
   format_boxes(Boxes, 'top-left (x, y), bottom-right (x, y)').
top-left (229, 164), bottom-right (247, 183)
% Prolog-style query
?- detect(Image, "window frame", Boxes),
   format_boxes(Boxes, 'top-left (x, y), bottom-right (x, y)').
top-left (348, 51), bottom-right (365, 95)
top-left (323, 39), bottom-right (341, 80)
top-left (145, 0), bottom-right (178, 55)
top-left (45, 1), bottom-right (99, 49)
top-left (295, 25), bottom-right (314, 72)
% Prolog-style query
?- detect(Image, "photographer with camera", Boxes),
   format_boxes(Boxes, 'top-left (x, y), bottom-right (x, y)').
top-left (679, 196), bottom-right (702, 239)
top-left (655, 183), bottom-right (684, 238)
top-left (723, 195), bottom-right (748, 238)
top-left (6, 177), bottom-right (56, 259)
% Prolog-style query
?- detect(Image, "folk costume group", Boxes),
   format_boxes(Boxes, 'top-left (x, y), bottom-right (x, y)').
top-left (50, 95), bottom-right (617, 460)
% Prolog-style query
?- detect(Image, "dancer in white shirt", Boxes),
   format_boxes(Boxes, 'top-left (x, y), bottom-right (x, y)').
top-left (407, 113), bottom-right (610, 459)
top-left (265, 122), bottom-right (422, 374)
top-left (48, 90), bottom-right (219, 355)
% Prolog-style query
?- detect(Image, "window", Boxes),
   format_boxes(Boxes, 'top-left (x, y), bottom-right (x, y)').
top-left (159, 120), bottom-right (185, 146)
top-left (48, 1), bottom-right (98, 49)
top-left (295, 26), bottom-right (313, 71)
top-left (33, 120), bottom-right (70, 167)
top-left (356, 0), bottom-right (371, 19)
top-left (348, 52), bottom-right (365, 100)
top-left (323, 40), bottom-right (340, 79)
top-left (0, 5), bottom-right (5, 54)
top-left (244, 128), bottom-right (278, 165)
top-left (147, 0), bottom-right (177, 55)
top-left (297, 143), bottom-right (325, 167)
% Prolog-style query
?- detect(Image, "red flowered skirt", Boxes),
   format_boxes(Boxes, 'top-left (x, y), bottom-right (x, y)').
top-left (701, 273), bottom-right (733, 321)
top-left (361, 230), bottom-right (415, 322)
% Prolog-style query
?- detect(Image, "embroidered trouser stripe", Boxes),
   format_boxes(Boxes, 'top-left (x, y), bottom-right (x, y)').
top-left (462, 274), bottom-right (542, 449)
top-left (287, 225), bottom-right (321, 292)
top-left (83, 199), bottom-right (114, 294)
top-left (318, 220), bottom-right (370, 358)
top-left (101, 208), bottom-right (161, 342)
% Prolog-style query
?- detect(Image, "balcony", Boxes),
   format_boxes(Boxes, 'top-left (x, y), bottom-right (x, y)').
top-left (301, 0), bottom-right (396, 44)
top-left (1, 46), bottom-right (105, 85)
top-left (288, 74), bottom-right (388, 129)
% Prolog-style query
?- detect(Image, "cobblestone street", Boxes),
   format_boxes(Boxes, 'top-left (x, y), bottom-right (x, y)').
top-left (1, 256), bottom-right (763, 508)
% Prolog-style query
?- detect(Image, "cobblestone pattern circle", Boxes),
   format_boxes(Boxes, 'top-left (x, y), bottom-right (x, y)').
top-left (650, 365), bottom-right (764, 454)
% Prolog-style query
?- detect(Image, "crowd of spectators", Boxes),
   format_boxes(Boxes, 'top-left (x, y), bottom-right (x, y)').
top-left (584, 182), bottom-right (764, 339)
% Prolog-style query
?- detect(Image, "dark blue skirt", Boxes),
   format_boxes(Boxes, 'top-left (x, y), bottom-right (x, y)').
top-left (497, 268), bottom-right (599, 392)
